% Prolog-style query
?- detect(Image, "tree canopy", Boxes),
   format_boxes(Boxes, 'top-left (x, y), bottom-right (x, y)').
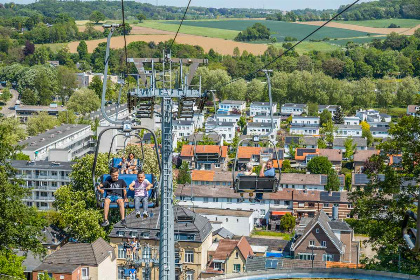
top-left (67, 88), bottom-right (101, 115)
top-left (307, 156), bottom-right (333, 174)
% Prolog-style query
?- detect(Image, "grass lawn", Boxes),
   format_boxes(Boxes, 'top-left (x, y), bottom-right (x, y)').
top-left (273, 41), bottom-right (340, 54)
top-left (252, 230), bottom-right (294, 240)
top-left (336, 19), bottom-right (420, 28)
top-left (35, 42), bottom-right (68, 52)
top-left (140, 20), bottom-right (239, 40)
top-left (374, 107), bottom-right (407, 117)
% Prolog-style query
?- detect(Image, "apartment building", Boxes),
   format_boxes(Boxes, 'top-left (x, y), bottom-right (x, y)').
top-left (15, 104), bottom-right (67, 123)
top-left (290, 125), bottom-right (320, 136)
top-left (173, 120), bottom-right (195, 139)
top-left (19, 124), bottom-right (93, 162)
top-left (318, 105), bottom-right (340, 115)
top-left (343, 116), bottom-right (360, 125)
top-left (215, 114), bottom-right (240, 123)
top-left (252, 115), bottom-right (281, 129)
top-left (109, 207), bottom-right (213, 280)
top-left (246, 122), bottom-right (277, 141)
top-left (281, 103), bottom-right (307, 116)
top-left (180, 145), bottom-right (228, 171)
top-left (333, 138), bottom-right (367, 152)
top-left (218, 100), bottom-right (246, 114)
top-left (335, 125), bottom-right (362, 138)
top-left (292, 116), bottom-right (320, 126)
top-left (12, 160), bottom-right (73, 210)
top-left (250, 102), bottom-right (277, 117)
top-left (356, 109), bottom-right (391, 123)
top-left (205, 121), bottom-right (237, 143)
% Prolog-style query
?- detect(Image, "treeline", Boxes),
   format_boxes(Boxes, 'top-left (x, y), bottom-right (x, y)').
top-left (267, 0), bottom-right (420, 21)
top-left (234, 23), bottom-right (271, 42)
top-left (0, 1), bottom-right (276, 21)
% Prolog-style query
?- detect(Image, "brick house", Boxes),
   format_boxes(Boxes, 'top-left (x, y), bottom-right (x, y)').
top-left (180, 145), bottom-right (228, 171)
top-left (353, 150), bottom-right (380, 173)
top-left (33, 238), bottom-right (116, 280)
top-left (291, 210), bottom-right (359, 263)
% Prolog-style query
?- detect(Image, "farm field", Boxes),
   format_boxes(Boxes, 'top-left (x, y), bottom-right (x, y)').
top-left (164, 19), bottom-right (378, 42)
top-left (273, 41), bottom-right (340, 54)
top-left (337, 18), bottom-right (420, 28)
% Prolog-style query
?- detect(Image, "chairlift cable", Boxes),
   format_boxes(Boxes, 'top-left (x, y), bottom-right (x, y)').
top-left (168, 0), bottom-right (193, 50)
top-left (220, 0), bottom-right (360, 89)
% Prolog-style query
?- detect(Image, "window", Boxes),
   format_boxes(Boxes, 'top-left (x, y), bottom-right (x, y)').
top-left (298, 202), bottom-right (304, 207)
top-left (203, 197), bottom-right (209, 203)
top-left (235, 252), bottom-right (239, 258)
top-left (322, 241), bottom-right (327, 247)
top-left (142, 246), bottom-right (151, 259)
top-left (261, 209), bottom-right (266, 215)
top-left (309, 240), bottom-right (315, 246)
top-left (118, 231), bottom-right (124, 237)
top-left (213, 198), bottom-right (219, 202)
top-left (118, 266), bottom-right (125, 280)
top-left (118, 245), bottom-right (126, 259)
top-left (274, 200), bottom-right (280, 205)
top-left (185, 250), bottom-right (194, 263)
top-left (214, 262), bottom-right (222, 270)
top-left (323, 254), bottom-right (334, 261)
top-left (316, 228), bottom-right (319, 233)
top-left (215, 163), bottom-right (220, 168)
top-left (81, 267), bottom-right (89, 280)
top-left (334, 203), bottom-right (339, 207)
top-left (227, 198), bottom-right (232, 203)
top-left (284, 201), bottom-right (290, 206)
top-left (298, 253), bottom-right (315, 260)
top-left (308, 203), bottom-right (315, 207)
top-left (233, 264), bottom-right (241, 272)
top-left (347, 204), bottom-right (353, 209)
top-left (323, 203), bottom-right (329, 208)
top-left (186, 271), bottom-right (194, 280)
top-left (226, 218), bottom-right (228, 222)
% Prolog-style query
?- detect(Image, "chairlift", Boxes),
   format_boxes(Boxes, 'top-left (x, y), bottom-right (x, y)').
top-left (107, 132), bottom-right (146, 172)
top-left (192, 133), bottom-right (222, 164)
top-left (402, 209), bottom-right (419, 252)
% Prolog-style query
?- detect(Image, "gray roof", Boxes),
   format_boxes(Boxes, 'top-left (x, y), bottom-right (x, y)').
top-left (220, 100), bottom-right (245, 105)
top-left (248, 122), bottom-right (272, 128)
top-left (282, 103), bottom-right (306, 108)
top-left (188, 132), bottom-right (220, 143)
top-left (337, 125), bottom-right (362, 130)
top-left (40, 225), bottom-right (68, 246)
top-left (86, 103), bottom-right (128, 121)
top-left (19, 124), bottom-right (91, 151)
top-left (11, 160), bottom-right (74, 170)
top-left (206, 121), bottom-right (236, 127)
top-left (302, 136), bottom-right (319, 146)
top-left (173, 120), bottom-right (193, 125)
top-left (245, 237), bottom-right (289, 252)
top-left (36, 238), bottom-right (113, 268)
top-left (285, 136), bottom-right (300, 145)
top-left (328, 221), bottom-right (352, 231)
top-left (379, 113), bottom-right (391, 118)
top-left (34, 263), bottom-right (80, 273)
top-left (15, 105), bottom-right (67, 113)
top-left (292, 210), bottom-right (343, 253)
top-left (213, 228), bottom-right (234, 239)
top-left (109, 206), bottom-right (212, 243)
top-left (250, 102), bottom-right (273, 106)
top-left (17, 251), bottom-right (42, 272)
top-left (192, 207), bottom-right (254, 217)
top-left (333, 137), bottom-right (367, 147)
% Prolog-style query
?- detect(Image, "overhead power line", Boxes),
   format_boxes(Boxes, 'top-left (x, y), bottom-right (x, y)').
top-left (168, 0), bottom-right (192, 50)
top-left (221, 0), bottom-right (360, 89)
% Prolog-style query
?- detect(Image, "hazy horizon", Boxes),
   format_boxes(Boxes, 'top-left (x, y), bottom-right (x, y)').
top-left (2, 0), bottom-right (376, 11)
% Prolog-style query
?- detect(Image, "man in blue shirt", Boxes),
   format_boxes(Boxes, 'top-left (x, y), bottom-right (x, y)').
top-left (255, 159), bottom-right (275, 201)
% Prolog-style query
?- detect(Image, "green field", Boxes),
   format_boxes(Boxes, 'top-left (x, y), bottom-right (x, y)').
top-left (140, 20), bottom-right (239, 40)
top-left (165, 19), bottom-right (378, 42)
top-left (273, 41), bottom-right (340, 54)
top-left (337, 19), bottom-right (420, 28)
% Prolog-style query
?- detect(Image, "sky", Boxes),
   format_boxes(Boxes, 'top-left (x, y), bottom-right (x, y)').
top-left (2, 0), bottom-right (376, 11)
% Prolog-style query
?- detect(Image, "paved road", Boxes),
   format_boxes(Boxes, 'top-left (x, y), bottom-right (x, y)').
top-left (0, 88), bottom-right (18, 117)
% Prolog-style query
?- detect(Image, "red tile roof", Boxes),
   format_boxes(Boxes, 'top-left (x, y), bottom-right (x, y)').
top-left (212, 237), bottom-right (253, 260)
top-left (318, 149), bottom-right (342, 162)
top-left (237, 147), bottom-right (261, 159)
top-left (191, 170), bottom-right (215, 181)
top-left (180, 145), bottom-right (228, 158)
top-left (353, 150), bottom-right (380, 163)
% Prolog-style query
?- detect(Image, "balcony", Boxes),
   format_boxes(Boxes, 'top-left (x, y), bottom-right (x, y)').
top-left (35, 196), bottom-right (55, 201)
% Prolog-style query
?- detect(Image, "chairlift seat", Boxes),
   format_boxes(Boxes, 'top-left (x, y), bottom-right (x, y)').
top-left (234, 175), bottom-right (277, 193)
top-left (98, 174), bottom-right (157, 209)
top-left (111, 157), bottom-right (143, 170)
top-left (194, 153), bottom-right (220, 163)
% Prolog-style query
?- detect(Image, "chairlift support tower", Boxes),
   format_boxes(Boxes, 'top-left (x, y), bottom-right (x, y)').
top-left (127, 53), bottom-right (207, 280)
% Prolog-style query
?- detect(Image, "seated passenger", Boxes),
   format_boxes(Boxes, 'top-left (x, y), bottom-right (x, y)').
top-left (254, 159), bottom-right (275, 202)
top-left (118, 156), bottom-right (129, 174)
top-left (97, 167), bottom-right (127, 227)
top-left (127, 153), bottom-right (138, 174)
top-left (241, 162), bottom-right (257, 201)
top-left (129, 171), bottom-right (153, 218)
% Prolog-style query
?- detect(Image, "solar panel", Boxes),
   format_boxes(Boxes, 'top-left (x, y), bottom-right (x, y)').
top-left (297, 148), bottom-right (317, 156)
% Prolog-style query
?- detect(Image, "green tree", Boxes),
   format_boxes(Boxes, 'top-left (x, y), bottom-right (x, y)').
top-left (224, 78), bottom-right (246, 100)
top-left (88, 75), bottom-right (103, 99)
top-left (57, 66), bottom-right (77, 105)
top-left (77, 40), bottom-right (89, 60)
top-left (177, 161), bottom-right (191, 184)
top-left (20, 88), bottom-right (38, 105)
top-left (200, 134), bottom-right (216, 145)
top-left (361, 121), bottom-right (374, 146)
top-left (319, 109), bottom-right (332, 126)
top-left (136, 13), bottom-right (146, 22)
top-left (67, 88), bottom-right (100, 115)
top-left (0, 251), bottom-right (25, 278)
top-left (89, 11), bottom-right (105, 24)
top-left (0, 87), bottom-right (11, 103)
top-left (280, 213), bottom-right (296, 232)
top-left (58, 110), bottom-right (77, 124)
top-left (27, 112), bottom-right (60, 136)
top-left (0, 117), bottom-right (27, 144)
top-left (343, 138), bottom-right (357, 160)
top-left (350, 116), bottom-right (420, 275)
top-left (326, 170), bottom-right (340, 191)
top-left (282, 159), bottom-right (291, 170)
top-left (237, 116), bottom-right (247, 132)
top-left (320, 120), bottom-right (336, 147)
top-left (307, 102), bottom-right (318, 116)
top-left (332, 106), bottom-right (344, 124)
top-left (307, 156), bottom-right (332, 174)
top-left (317, 138), bottom-right (327, 149)
top-left (246, 79), bottom-right (264, 103)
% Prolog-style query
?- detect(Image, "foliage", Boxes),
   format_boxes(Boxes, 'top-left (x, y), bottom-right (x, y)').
top-left (0, 117), bottom-right (27, 144)
top-left (27, 112), bottom-right (60, 136)
top-left (326, 170), bottom-right (340, 191)
top-left (200, 134), bottom-right (216, 145)
top-left (235, 23), bottom-right (270, 42)
top-left (307, 102), bottom-right (318, 116)
top-left (363, 154), bottom-right (385, 175)
top-left (319, 109), bottom-right (332, 126)
top-left (317, 138), bottom-right (327, 149)
top-left (320, 120), bottom-right (336, 146)
top-left (343, 138), bottom-right (357, 160)
top-left (333, 106), bottom-right (344, 124)
top-left (252, 230), bottom-right (294, 240)
top-left (77, 40), bottom-right (88, 60)
top-left (177, 161), bottom-right (191, 184)
top-left (288, 139), bottom-right (301, 160)
top-left (57, 66), bottom-right (77, 105)
top-left (136, 13), bottom-right (147, 22)
top-left (0, 251), bottom-right (25, 278)
top-left (89, 11), bottom-right (105, 24)
top-left (0, 87), bottom-right (11, 102)
top-left (280, 213), bottom-right (296, 232)
top-left (282, 159), bottom-right (291, 170)
top-left (58, 110), bottom-right (77, 124)
top-left (237, 116), bottom-right (247, 132)
top-left (361, 121), bottom-right (374, 146)
top-left (350, 116), bottom-right (420, 275)
top-left (67, 88), bottom-right (101, 115)
top-left (307, 156), bottom-right (332, 174)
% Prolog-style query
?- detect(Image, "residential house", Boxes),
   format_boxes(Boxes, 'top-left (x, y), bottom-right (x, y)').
top-left (290, 210), bottom-right (359, 263)
top-left (246, 122), bottom-right (277, 142)
top-left (284, 136), bottom-right (319, 157)
top-left (192, 113), bottom-right (205, 129)
top-left (213, 228), bottom-right (235, 242)
top-left (204, 237), bottom-right (253, 277)
top-left (370, 127), bottom-right (390, 139)
top-left (250, 102), bottom-right (277, 117)
top-left (218, 100), bottom-right (246, 114)
top-left (318, 149), bottom-right (343, 171)
top-left (333, 138), bottom-right (367, 152)
top-left (343, 116), bottom-right (360, 125)
top-left (15, 104), bottom-right (67, 123)
top-left (280, 173), bottom-right (345, 191)
top-left (351, 173), bottom-right (385, 191)
top-left (252, 115), bottom-right (281, 129)
top-left (180, 145), bottom-right (228, 171)
top-left (76, 71), bottom-right (118, 88)
top-left (335, 125), bottom-right (362, 138)
top-left (191, 208), bottom-right (256, 236)
top-left (367, 122), bottom-right (390, 128)
top-left (407, 105), bottom-right (420, 116)
top-left (12, 160), bottom-right (73, 210)
top-left (356, 109), bottom-right (391, 123)
top-left (205, 121), bottom-right (237, 143)
top-left (294, 148), bottom-right (342, 171)
top-left (191, 170), bottom-right (234, 187)
top-left (318, 105), bottom-right (339, 115)
top-left (236, 146), bottom-right (283, 170)
top-left (19, 124), bottom-right (93, 161)
top-left (173, 120), bottom-right (195, 139)
top-left (33, 238), bottom-right (116, 280)
top-left (245, 237), bottom-right (288, 257)
top-left (292, 116), bottom-right (320, 127)
top-left (353, 150), bottom-right (380, 173)
top-left (290, 125), bottom-right (320, 136)
top-left (215, 114), bottom-right (240, 123)
top-left (188, 133), bottom-right (222, 145)
top-left (109, 206), bottom-right (213, 280)
top-left (281, 103), bottom-right (307, 116)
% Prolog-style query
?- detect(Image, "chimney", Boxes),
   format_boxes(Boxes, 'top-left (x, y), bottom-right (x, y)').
top-left (332, 205), bottom-right (339, 221)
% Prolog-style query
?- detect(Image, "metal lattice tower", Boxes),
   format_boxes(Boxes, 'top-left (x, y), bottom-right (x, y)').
top-left (127, 52), bottom-right (207, 280)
